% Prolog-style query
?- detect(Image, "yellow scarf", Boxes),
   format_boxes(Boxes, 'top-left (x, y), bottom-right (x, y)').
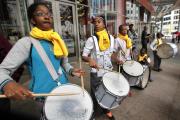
top-left (118, 34), bottom-right (132, 49)
top-left (138, 54), bottom-right (148, 62)
top-left (157, 38), bottom-right (163, 46)
top-left (30, 27), bottom-right (68, 57)
top-left (96, 29), bottom-right (110, 51)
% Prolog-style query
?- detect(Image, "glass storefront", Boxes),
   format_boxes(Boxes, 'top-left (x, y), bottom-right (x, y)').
top-left (0, 0), bottom-right (29, 44)
top-left (0, 0), bottom-right (118, 60)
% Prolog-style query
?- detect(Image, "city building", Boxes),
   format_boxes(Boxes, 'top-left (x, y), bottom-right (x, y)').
top-left (125, 0), bottom-right (154, 39)
top-left (156, 9), bottom-right (180, 37)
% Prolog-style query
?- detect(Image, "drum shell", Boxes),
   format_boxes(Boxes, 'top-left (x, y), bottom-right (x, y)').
top-left (95, 83), bottom-right (126, 110)
top-left (137, 65), bottom-right (150, 89)
top-left (95, 72), bottom-right (129, 110)
top-left (122, 60), bottom-right (144, 86)
top-left (122, 71), bottom-right (140, 86)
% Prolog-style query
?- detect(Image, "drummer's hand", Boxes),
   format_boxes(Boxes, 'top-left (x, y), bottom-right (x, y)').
top-left (3, 81), bottom-right (33, 100)
top-left (89, 59), bottom-right (99, 69)
top-left (117, 60), bottom-right (124, 65)
top-left (72, 68), bottom-right (85, 77)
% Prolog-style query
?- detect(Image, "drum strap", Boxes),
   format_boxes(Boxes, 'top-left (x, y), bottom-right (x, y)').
top-left (29, 37), bottom-right (61, 86)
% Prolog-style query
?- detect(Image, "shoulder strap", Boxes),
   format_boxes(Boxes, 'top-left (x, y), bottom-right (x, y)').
top-left (91, 36), bottom-right (100, 52)
top-left (109, 35), bottom-right (114, 50)
top-left (29, 37), bottom-right (61, 85)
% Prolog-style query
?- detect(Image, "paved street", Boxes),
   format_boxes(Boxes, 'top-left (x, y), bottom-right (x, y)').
top-left (9, 42), bottom-right (180, 120)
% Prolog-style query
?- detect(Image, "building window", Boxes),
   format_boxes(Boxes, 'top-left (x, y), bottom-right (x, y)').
top-left (174, 26), bottom-right (178, 30)
top-left (174, 16), bottom-right (179, 19)
top-left (173, 21), bottom-right (178, 24)
top-left (174, 10), bottom-right (179, 14)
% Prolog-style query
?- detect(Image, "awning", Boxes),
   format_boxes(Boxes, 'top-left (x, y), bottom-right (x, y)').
top-left (137, 0), bottom-right (155, 13)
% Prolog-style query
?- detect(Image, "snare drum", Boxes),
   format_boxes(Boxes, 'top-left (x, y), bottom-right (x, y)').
top-left (157, 43), bottom-right (178, 59)
top-left (122, 60), bottom-right (144, 86)
top-left (43, 84), bottom-right (93, 120)
top-left (137, 65), bottom-right (150, 89)
top-left (95, 72), bottom-right (130, 109)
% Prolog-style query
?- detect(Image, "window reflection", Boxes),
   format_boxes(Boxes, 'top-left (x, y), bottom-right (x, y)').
top-left (107, 13), bottom-right (117, 35)
top-left (0, 0), bottom-right (29, 44)
top-left (77, 0), bottom-right (88, 5)
top-left (91, 0), bottom-right (116, 11)
top-left (59, 4), bottom-right (75, 55)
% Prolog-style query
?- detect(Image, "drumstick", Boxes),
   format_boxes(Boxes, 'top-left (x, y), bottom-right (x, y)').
top-left (0, 92), bottom-right (80, 98)
top-left (130, 48), bottom-right (134, 61)
top-left (118, 64), bottom-right (121, 73)
top-left (79, 58), bottom-right (85, 96)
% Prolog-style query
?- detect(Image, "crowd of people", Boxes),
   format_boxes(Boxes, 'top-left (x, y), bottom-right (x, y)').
top-left (0, 2), bottom-right (169, 120)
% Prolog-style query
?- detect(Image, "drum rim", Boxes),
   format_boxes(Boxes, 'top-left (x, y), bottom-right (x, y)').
top-left (139, 66), bottom-right (150, 89)
top-left (122, 60), bottom-right (144, 76)
top-left (43, 83), bottom-right (93, 120)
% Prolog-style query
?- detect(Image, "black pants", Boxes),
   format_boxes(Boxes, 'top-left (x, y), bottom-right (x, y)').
top-left (0, 98), bottom-right (10, 115)
top-left (90, 73), bottom-right (110, 119)
top-left (153, 51), bottom-right (161, 69)
top-left (0, 98), bottom-right (38, 120)
top-left (141, 41), bottom-right (147, 52)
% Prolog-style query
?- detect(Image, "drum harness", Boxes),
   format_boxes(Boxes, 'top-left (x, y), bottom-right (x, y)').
top-left (92, 35), bottom-right (114, 76)
top-left (30, 37), bottom-right (62, 86)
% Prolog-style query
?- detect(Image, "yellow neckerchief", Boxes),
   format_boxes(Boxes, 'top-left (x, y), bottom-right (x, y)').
top-left (138, 54), bottom-right (148, 62)
top-left (30, 27), bottom-right (68, 57)
top-left (157, 38), bottom-right (163, 46)
top-left (118, 34), bottom-right (132, 49)
top-left (96, 29), bottom-right (110, 51)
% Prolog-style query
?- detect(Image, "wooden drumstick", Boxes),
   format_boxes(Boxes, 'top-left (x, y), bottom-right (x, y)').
top-left (118, 64), bottom-right (121, 73)
top-left (0, 92), bottom-right (80, 98)
top-left (79, 58), bottom-right (85, 96)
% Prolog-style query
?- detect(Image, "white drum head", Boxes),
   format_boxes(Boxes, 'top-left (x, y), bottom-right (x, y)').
top-left (123, 60), bottom-right (143, 76)
top-left (103, 72), bottom-right (130, 96)
top-left (44, 84), bottom-right (93, 120)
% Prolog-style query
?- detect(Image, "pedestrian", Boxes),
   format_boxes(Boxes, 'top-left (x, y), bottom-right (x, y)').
top-left (128, 24), bottom-right (139, 59)
top-left (172, 33), bottom-right (176, 43)
top-left (0, 33), bottom-right (25, 117)
top-left (0, 2), bottom-right (84, 119)
top-left (150, 32), bottom-right (163, 71)
top-left (82, 15), bottom-right (116, 120)
top-left (141, 26), bottom-right (150, 52)
top-left (137, 47), bottom-right (152, 81)
top-left (128, 24), bottom-right (138, 44)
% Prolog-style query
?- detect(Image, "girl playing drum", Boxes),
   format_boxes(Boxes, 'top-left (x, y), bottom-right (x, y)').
top-left (82, 15), bottom-right (117, 120)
